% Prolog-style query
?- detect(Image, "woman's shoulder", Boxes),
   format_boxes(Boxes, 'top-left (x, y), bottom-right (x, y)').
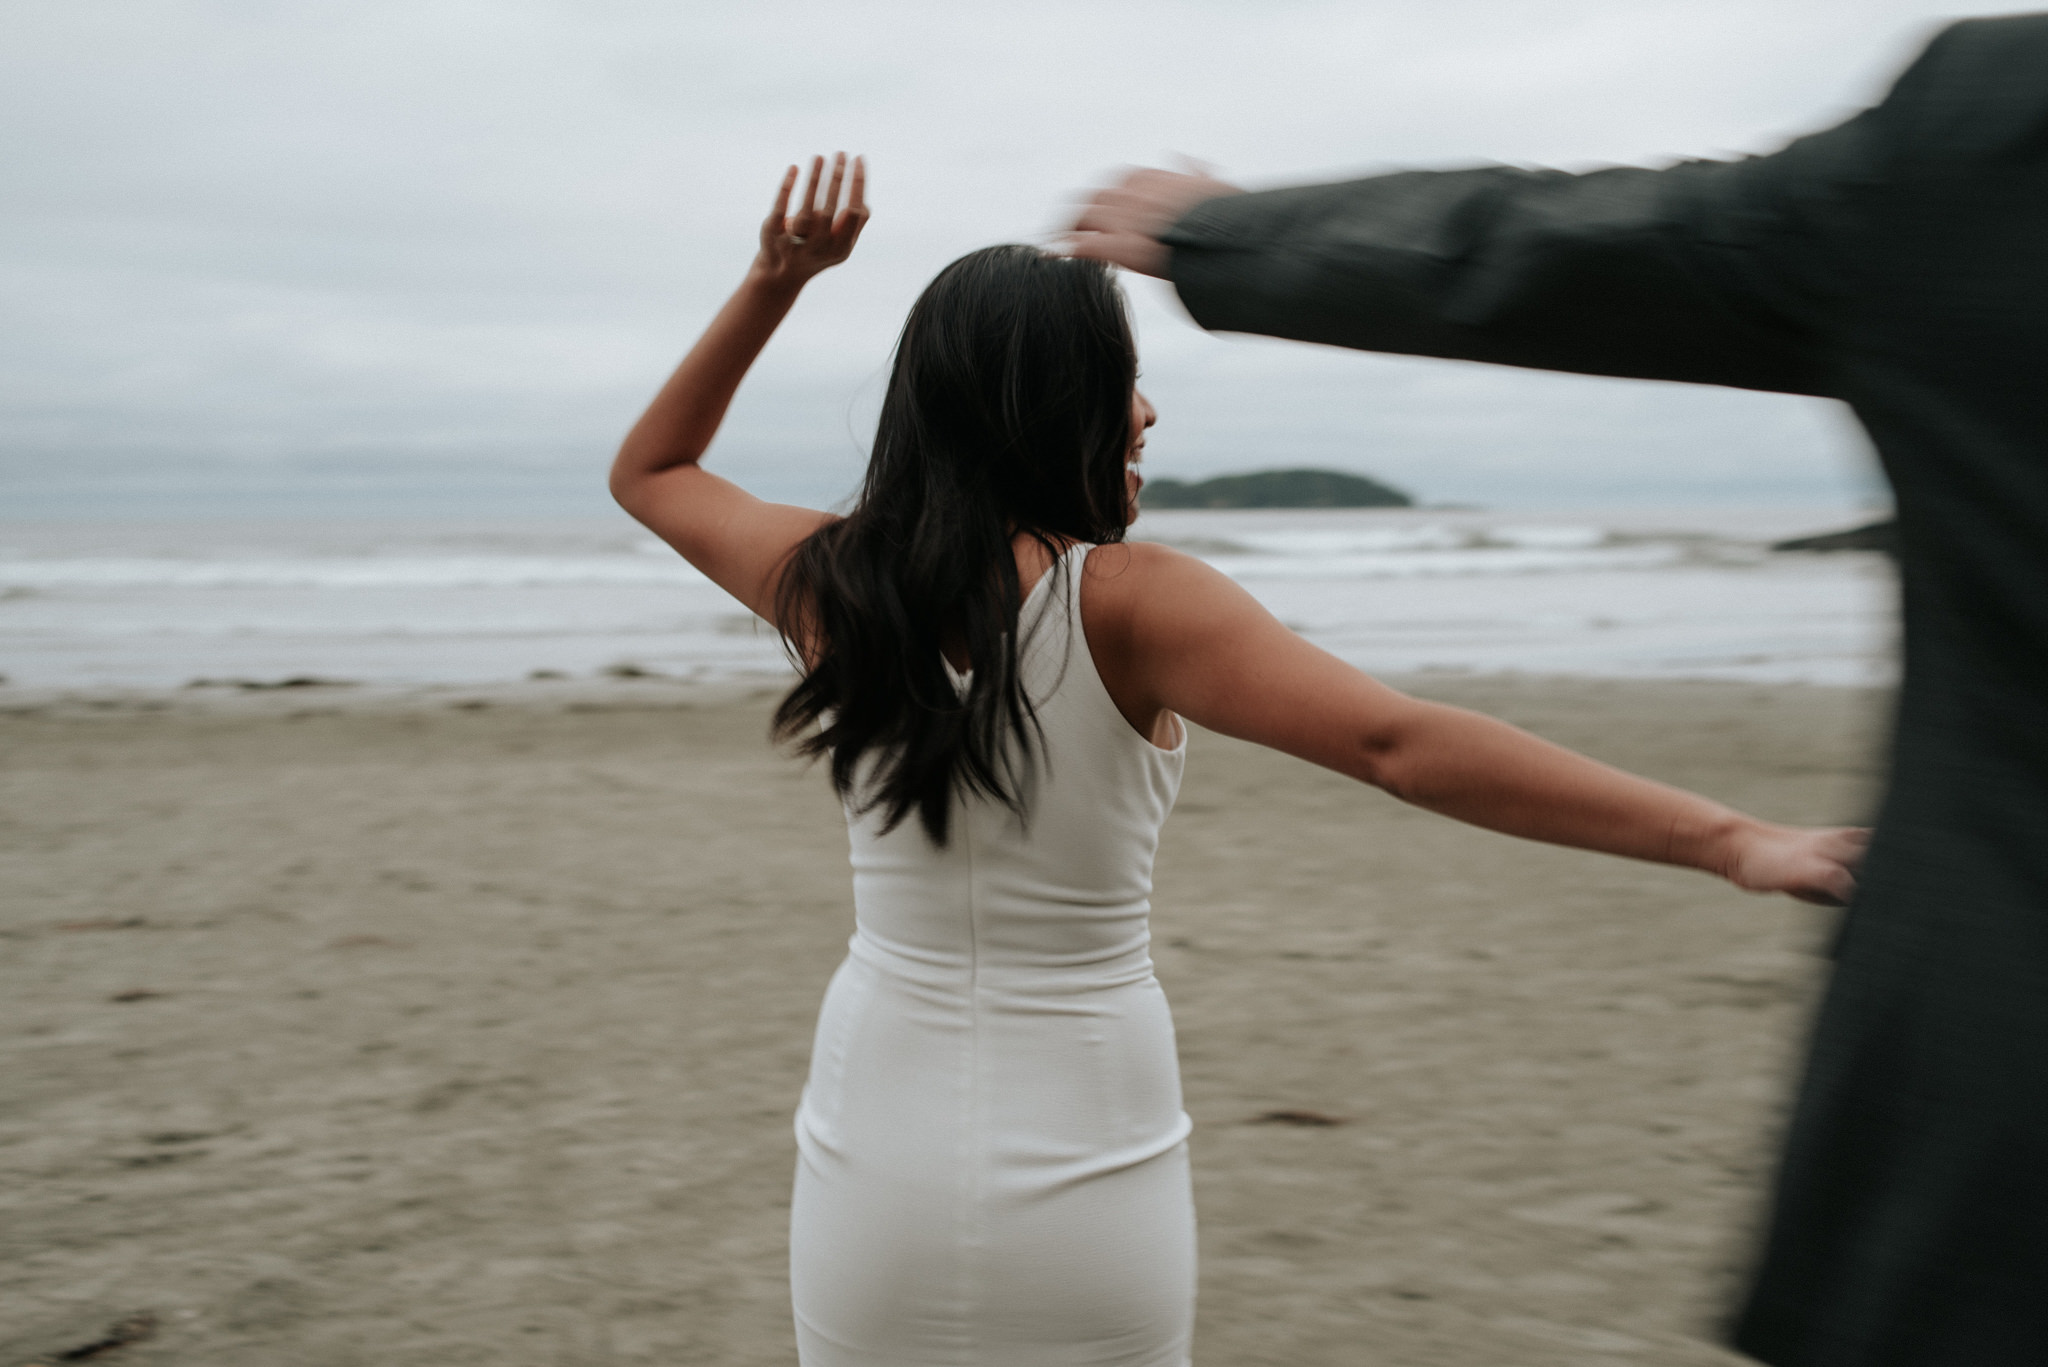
top-left (1080, 537), bottom-right (1208, 582)
top-left (1078, 539), bottom-right (1247, 672)
top-left (1081, 539), bottom-right (1234, 618)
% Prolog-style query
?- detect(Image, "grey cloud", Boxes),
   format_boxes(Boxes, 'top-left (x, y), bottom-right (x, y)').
top-left (3, 0), bottom-right (2020, 516)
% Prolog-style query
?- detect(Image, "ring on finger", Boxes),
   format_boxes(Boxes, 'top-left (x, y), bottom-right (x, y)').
top-left (787, 233), bottom-right (809, 245)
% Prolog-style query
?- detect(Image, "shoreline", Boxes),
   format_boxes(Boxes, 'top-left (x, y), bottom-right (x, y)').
top-left (0, 664), bottom-right (1887, 714)
top-left (2, 674), bottom-right (1887, 1366)
top-left (1, 505), bottom-right (1899, 696)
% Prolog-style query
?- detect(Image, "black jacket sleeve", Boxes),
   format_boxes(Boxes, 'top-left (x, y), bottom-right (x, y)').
top-left (1155, 24), bottom-right (1981, 399)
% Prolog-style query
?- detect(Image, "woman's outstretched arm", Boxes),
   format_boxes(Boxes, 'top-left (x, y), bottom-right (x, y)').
top-left (611, 154), bottom-right (868, 623)
top-left (1084, 543), bottom-right (1866, 905)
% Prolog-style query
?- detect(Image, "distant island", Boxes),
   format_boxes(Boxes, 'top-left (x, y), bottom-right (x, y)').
top-left (1140, 468), bottom-right (1414, 510)
top-left (1771, 519), bottom-right (1897, 554)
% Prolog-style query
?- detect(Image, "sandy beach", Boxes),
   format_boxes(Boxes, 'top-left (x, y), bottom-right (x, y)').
top-left (1, 674), bottom-right (1885, 1366)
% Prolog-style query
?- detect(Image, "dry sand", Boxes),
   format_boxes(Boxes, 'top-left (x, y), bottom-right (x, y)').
top-left (0, 674), bottom-right (1886, 1366)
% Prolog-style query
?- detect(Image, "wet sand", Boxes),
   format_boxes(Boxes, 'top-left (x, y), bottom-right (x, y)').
top-left (0, 675), bottom-right (1885, 1366)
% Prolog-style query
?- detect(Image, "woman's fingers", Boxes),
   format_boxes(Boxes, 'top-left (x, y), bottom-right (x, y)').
top-left (796, 155), bottom-right (824, 232)
top-left (1808, 861), bottom-right (1857, 906)
top-left (838, 156), bottom-right (869, 241)
top-left (764, 164), bottom-right (798, 245)
top-left (1730, 824), bottom-right (1868, 905)
top-left (1799, 828), bottom-right (1867, 904)
top-left (1825, 859), bottom-right (1859, 902)
top-left (1793, 849), bottom-right (1858, 906)
top-left (821, 152), bottom-right (846, 224)
top-left (804, 154), bottom-right (824, 214)
top-left (751, 153), bottom-right (865, 275)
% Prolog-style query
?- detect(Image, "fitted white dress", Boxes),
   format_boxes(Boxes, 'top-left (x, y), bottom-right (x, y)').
top-left (790, 543), bottom-right (1193, 1367)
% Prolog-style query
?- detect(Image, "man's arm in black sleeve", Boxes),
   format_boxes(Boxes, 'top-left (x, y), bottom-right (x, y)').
top-left (1157, 69), bottom-right (1915, 399)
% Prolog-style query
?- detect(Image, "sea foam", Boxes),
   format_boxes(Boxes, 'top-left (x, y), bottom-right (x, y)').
top-left (0, 507), bottom-right (1896, 690)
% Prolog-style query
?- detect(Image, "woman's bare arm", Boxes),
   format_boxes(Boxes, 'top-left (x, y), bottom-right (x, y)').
top-left (610, 154), bottom-right (868, 623)
top-left (1083, 542), bottom-right (1865, 904)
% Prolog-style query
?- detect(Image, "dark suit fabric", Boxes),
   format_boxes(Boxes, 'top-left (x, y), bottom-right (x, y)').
top-left (1163, 15), bottom-right (2048, 1367)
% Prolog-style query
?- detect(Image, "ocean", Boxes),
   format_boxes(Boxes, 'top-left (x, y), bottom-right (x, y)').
top-left (0, 506), bottom-right (1896, 692)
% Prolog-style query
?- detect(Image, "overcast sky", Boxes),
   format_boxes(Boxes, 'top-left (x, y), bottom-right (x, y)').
top-left (4, 0), bottom-right (2030, 518)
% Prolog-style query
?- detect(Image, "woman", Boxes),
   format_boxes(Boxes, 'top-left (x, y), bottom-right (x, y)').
top-left (611, 154), bottom-right (1865, 1367)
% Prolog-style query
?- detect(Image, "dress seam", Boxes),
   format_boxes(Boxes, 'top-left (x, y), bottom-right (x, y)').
top-left (963, 800), bottom-right (983, 1366)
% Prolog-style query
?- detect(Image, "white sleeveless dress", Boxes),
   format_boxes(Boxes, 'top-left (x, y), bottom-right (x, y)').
top-left (790, 543), bottom-right (1193, 1367)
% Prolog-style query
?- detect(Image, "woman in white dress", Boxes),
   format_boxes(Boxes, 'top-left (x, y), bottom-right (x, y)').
top-left (610, 155), bottom-right (1866, 1367)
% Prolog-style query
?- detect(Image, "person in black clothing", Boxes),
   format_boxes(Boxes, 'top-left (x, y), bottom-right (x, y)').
top-left (1069, 13), bottom-right (2048, 1366)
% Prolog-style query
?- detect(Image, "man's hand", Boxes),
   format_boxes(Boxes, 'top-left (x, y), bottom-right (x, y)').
top-left (1066, 166), bottom-right (1242, 279)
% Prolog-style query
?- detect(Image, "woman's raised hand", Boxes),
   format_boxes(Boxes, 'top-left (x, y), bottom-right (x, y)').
top-left (755, 153), bottom-right (868, 287)
top-left (1722, 824), bottom-right (1870, 906)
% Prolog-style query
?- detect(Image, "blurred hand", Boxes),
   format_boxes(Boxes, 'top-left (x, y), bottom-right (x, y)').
top-left (754, 153), bottom-right (868, 288)
top-left (1724, 824), bottom-right (1869, 906)
top-left (1066, 165), bottom-right (1243, 278)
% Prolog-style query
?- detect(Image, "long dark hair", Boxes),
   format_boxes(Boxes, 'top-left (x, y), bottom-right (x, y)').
top-left (773, 245), bottom-right (1137, 844)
